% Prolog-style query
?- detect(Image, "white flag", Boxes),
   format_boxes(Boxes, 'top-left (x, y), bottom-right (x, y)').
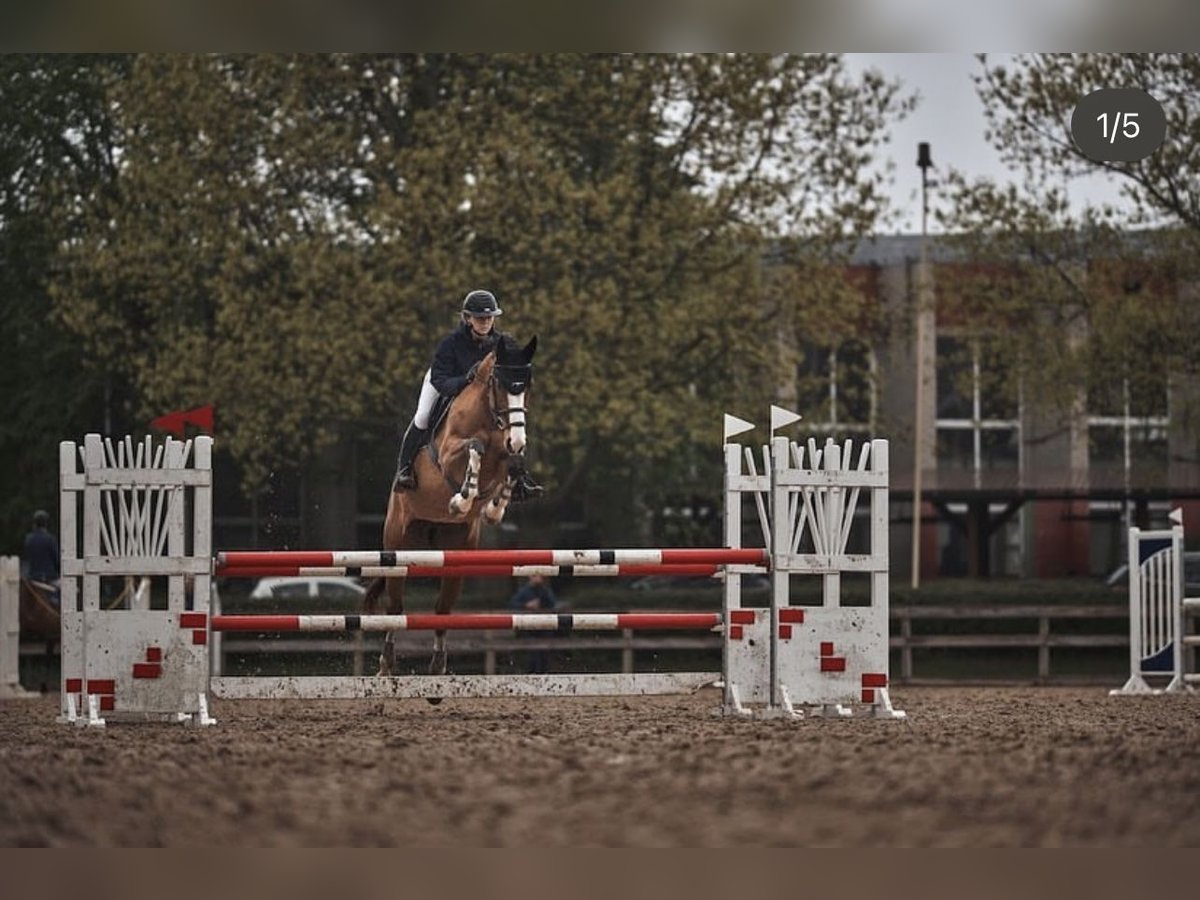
top-left (770, 405), bottom-right (802, 434)
top-left (723, 414), bottom-right (756, 443)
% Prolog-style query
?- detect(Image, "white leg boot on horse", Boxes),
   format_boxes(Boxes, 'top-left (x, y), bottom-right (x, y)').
top-left (483, 478), bottom-right (514, 525)
top-left (448, 440), bottom-right (484, 516)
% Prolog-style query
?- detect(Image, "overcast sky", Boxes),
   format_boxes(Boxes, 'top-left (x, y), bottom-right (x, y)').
top-left (844, 53), bottom-right (1130, 236)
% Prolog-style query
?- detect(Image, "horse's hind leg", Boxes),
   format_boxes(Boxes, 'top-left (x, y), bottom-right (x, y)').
top-left (378, 575), bottom-right (406, 677)
top-left (430, 574), bottom-right (464, 676)
top-left (377, 496), bottom-right (409, 677)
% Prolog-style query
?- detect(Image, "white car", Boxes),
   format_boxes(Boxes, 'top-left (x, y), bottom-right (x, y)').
top-left (249, 576), bottom-right (366, 602)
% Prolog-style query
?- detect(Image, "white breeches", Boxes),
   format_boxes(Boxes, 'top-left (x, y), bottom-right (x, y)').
top-left (413, 369), bottom-right (440, 429)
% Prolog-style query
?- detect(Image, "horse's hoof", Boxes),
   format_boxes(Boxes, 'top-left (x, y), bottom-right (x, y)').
top-left (426, 697), bottom-right (443, 706)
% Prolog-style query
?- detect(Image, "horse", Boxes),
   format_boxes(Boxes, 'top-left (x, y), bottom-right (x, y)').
top-left (19, 579), bottom-right (60, 692)
top-left (364, 333), bottom-right (538, 677)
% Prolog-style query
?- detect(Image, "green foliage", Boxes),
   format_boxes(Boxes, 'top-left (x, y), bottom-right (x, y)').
top-left (938, 54), bottom-right (1200, 434)
top-left (26, 53), bottom-right (910, 519)
top-left (0, 55), bottom-right (129, 551)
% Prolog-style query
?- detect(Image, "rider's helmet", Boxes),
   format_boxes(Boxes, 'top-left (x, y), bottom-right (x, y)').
top-left (462, 290), bottom-right (503, 318)
top-left (32, 510), bottom-right (49, 527)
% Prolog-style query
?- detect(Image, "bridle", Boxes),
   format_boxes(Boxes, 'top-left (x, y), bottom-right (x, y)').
top-left (488, 364), bottom-right (532, 433)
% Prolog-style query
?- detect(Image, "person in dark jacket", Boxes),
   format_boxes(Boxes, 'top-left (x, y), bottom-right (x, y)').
top-left (22, 509), bottom-right (61, 606)
top-left (393, 289), bottom-right (542, 500)
top-left (509, 573), bottom-right (558, 674)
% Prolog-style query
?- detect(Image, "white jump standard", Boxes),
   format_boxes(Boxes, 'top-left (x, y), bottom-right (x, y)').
top-left (1110, 508), bottom-right (1200, 695)
top-left (56, 416), bottom-right (904, 725)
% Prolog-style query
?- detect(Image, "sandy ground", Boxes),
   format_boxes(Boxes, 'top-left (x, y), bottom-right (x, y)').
top-left (2, 687), bottom-right (1198, 847)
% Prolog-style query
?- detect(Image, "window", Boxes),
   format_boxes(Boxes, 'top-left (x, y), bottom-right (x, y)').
top-left (933, 335), bottom-right (1024, 575)
top-left (935, 336), bottom-right (1021, 480)
top-left (1087, 374), bottom-right (1170, 490)
top-left (1087, 372), bottom-right (1170, 568)
top-left (796, 339), bottom-right (876, 436)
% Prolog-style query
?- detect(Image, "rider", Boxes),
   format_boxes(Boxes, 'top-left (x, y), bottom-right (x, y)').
top-left (392, 289), bottom-right (542, 500)
top-left (21, 509), bottom-right (61, 606)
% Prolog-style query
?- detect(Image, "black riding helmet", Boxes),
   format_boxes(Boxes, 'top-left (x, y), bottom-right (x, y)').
top-left (462, 290), bottom-right (503, 318)
top-left (33, 509), bottom-right (49, 527)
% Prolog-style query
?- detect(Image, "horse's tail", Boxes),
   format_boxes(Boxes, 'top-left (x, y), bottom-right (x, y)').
top-left (363, 577), bottom-right (386, 614)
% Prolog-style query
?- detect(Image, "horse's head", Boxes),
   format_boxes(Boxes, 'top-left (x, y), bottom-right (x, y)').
top-left (490, 334), bottom-right (537, 454)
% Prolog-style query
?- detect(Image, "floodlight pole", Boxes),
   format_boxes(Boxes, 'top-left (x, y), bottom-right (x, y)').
top-left (911, 142), bottom-right (934, 590)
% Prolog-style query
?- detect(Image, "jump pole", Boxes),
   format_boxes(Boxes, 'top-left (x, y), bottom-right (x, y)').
top-left (210, 612), bottom-right (725, 632)
top-left (215, 563), bottom-right (747, 579)
top-left (216, 548), bottom-right (768, 568)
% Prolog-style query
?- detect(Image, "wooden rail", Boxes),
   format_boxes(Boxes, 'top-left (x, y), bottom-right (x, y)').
top-left (890, 603), bottom-right (1132, 682)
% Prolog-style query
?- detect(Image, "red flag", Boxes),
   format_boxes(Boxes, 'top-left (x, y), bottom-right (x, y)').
top-left (151, 405), bottom-right (214, 437)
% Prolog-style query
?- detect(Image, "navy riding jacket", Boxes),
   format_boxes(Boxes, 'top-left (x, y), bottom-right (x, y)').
top-left (22, 528), bottom-right (59, 582)
top-left (429, 323), bottom-right (505, 398)
top-left (509, 582), bottom-right (557, 612)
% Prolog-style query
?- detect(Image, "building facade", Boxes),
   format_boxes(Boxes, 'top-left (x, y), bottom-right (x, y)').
top-left (785, 234), bottom-right (1200, 581)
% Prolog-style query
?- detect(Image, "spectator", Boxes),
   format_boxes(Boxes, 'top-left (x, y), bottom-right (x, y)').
top-left (21, 509), bottom-right (60, 607)
top-left (509, 573), bottom-right (558, 674)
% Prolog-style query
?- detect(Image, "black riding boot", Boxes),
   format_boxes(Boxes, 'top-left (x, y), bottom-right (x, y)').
top-left (507, 457), bottom-right (544, 503)
top-left (392, 423), bottom-right (429, 491)
top-left (511, 470), bottom-right (543, 502)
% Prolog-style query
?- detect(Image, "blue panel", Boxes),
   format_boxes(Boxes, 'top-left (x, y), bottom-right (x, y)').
top-left (1138, 537), bottom-right (1172, 565)
top-left (1141, 643), bottom-right (1175, 673)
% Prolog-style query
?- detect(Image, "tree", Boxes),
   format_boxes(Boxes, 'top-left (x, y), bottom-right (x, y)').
top-left (937, 54), bottom-right (1200, 444)
top-left (47, 54), bottom-right (911, 533)
top-left (0, 55), bottom-right (129, 551)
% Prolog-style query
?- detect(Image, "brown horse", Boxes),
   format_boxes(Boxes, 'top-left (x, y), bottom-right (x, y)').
top-left (19, 579), bottom-right (60, 691)
top-left (19, 579), bottom-right (60, 642)
top-left (364, 333), bottom-right (538, 676)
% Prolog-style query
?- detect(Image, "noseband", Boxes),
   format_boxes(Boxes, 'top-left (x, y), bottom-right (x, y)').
top-left (488, 364), bottom-right (532, 432)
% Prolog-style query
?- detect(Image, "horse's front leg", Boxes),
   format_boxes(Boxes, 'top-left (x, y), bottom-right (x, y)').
top-left (485, 454), bottom-right (528, 524)
top-left (483, 477), bottom-right (514, 525)
top-left (448, 439), bottom-right (484, 516)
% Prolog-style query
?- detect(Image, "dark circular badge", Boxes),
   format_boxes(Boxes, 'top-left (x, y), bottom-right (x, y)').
top-left (1071, 88), bottom-right (1166, 163)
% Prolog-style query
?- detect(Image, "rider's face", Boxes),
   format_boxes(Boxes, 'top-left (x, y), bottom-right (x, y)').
top-left (467, 314), bottom-right (495, 337)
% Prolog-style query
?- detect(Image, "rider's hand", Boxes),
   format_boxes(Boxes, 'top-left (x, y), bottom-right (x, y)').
top-left (465, 361), bottom-right (481, 383)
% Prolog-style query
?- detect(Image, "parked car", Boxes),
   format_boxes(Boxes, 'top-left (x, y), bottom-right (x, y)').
top-left (628, 572), bottom-right (770, 591)
top-left (1104, 551), bottom-right (1200, 594)
top-left (249, 576), bottom-right (366, 602)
